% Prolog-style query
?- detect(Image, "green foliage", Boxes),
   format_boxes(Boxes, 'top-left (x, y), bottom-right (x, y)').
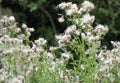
top-left (28, 3), bottom-right (38, 12)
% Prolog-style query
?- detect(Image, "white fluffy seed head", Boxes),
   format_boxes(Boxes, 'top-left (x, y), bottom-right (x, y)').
top-left (49, 46), bottom-right (58, 52)
top-left (81, 14), bottom-right (95, 25)
top-left (27, 28), bottom-right (35, 32)
top-left (57, 34), bottom-right (71, 47)
top-left (46, 52), bottom-right (54, 60)
top-left (35, 38), bottom-right (47, 46)
top-left (9, 16), bottom-right (15, 22)
top-left (61, 52), bottom-right (70, 60)
top-left (57, 2), bottom-right (72, 10)
top-left (81, 1), bottom-right (94, 12)
top-left (22, 23), bottom-right (28, 29)
top-left (93, 24), bottom-right (109, 36)
top-left (58, 16), bottom-right (65, 23)
top-left (65, 25), bottom-right (77, 34)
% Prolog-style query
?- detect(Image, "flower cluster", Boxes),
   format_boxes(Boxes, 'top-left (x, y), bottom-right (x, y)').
top-left (57, 1), bottom-right (94, 16)
top-left (55, 25), bottom-right (77, 47)
top-left (95, 41), bottom-right (120, 82)
top-left (56, 1), bottom-right (112, 82)
top-left (0, 0), bottom-right (119, 83)
top-left (57, 1), bottom-right (109, 49)
top-left (0, 15), bottom-right (73, 83)
top-left (0, 16), bottom-right (49, 82)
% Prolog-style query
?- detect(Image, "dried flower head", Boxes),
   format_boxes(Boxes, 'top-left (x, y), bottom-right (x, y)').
top-left (58, 16), bottom-right (65, 23)
top-left (35, 38), bottom-right (47, 46)
top-left (81, 1), bottom-right (94, 12)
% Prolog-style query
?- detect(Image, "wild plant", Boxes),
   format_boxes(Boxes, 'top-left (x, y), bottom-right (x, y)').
top-left (0, 1), bottom-right (120, 83)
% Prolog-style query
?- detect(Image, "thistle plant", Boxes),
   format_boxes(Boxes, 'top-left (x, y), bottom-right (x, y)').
top-left (95, 41), bottom-right (120, 82)
top-left (0, 15), bottom-right (49, 82)
top-left (0, 1), bottom-right (120, 83)
top-left (56, 1), bottom-right (108, 82)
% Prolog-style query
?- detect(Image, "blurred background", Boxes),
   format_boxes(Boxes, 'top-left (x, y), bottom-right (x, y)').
top-left (0, 0), bottom-right (120, 48)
